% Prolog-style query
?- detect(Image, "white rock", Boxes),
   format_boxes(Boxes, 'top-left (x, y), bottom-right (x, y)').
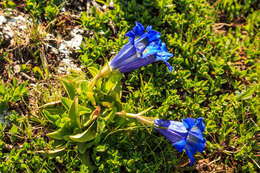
top-left (14, 64), bottom-right (21, 73)
top-left (14, 15), bottom-right (26, 22)
top-left (18, 25), bottom-right (27, 30)
top-left (0, 16), bottom-right (7, 26)
top-left (61, 58), bottom-right (71, 64)
top-left (69, 34), bottom-right (83, 49)
top-left (60, 7), bottom-right (66, 13)
top-left (3, 24), bottom-right (14, 38)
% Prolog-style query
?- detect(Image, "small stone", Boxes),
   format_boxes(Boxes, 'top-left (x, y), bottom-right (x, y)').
top-left (3, 25), bottom-right (14, 38)
top-left (0, 16), bottom-right (7, 25)
top-left (14, 64), bottom-right (21, 73)
top-left (51, 46), bottom-right (59, 55)
top-left (69, 34), bottom-right (83, 49)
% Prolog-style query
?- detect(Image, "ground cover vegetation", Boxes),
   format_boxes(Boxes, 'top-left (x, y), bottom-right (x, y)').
top-left (0, 0), bottom-right (259, 172)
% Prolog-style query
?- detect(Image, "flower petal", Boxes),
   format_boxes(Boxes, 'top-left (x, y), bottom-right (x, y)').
top-left (109, 42), bottom-right (136, 70)
top-left (147, 29), bottom-right (161, 42)
top-left (185, 147), bottom-right (195, 165)
top-left (125, 30), bottom-right (136, 44)
top-left (173, 140), bottom-right (186, 152)
top-left (133, 22), bottom-right (145, 36)
top-left (196, 117), bottom-right (205, 132)
top-left (134, 33), bottom-right (148, 52)
top-left (154, 119), bottom-right (170, 128)
top-left (154, 119), bottom-right (187, 145)
top-left (164, 61), bottom-right (173, 72)
top-left (182, 118), bottom-right (196, 131)
top-left (117, 55), bottom-right (155, 73)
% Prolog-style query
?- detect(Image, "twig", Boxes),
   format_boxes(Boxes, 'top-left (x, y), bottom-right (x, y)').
top-left (21, 72), bottom-right (36, 82)
top-left (207, 156), bottom-right (221, 166)
top-left (108, 19), bottom-right (117, 34)
top-left (248, 154), bottom-right (260, 169)
top-left (91, 0), bottom-right (105, 12)
top-left (38, 100), bottom-right (62, 109)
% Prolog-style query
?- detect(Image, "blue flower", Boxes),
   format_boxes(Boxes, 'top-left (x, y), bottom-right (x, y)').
top-left (109, 22), bottom-right (173, 73)
top-left (154, 118), bottom-right (206, 165)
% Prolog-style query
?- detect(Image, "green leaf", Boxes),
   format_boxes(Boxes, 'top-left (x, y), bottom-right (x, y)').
top-left (105, 80), bottom-right (116, 92)
top-left (95, 145), bottom-right (107, 152)
top-left (110, 71), bottom-right (122, 83)
top-left (236, 86), bottom-right (257, 100)
top-left (61, 97), bottom-right (91, 115)
top-left (103, 71), bottom-right (122, 93)
top-left (69, 122), bottom-right (96, 143)
top-left (88, 66), bottom-right (99, 77)
top-left (79, 106), bottom-right (92, 115)
top-left (61, 97), bottom-right (72, 110)
top-left (33, 66), bottom-right (44, 79)
top-left (97, 119), bottom-right (105, 133)
top-left (37, 146), bottom-right (66, 158)
top-left (47, 125), bottom-right (72, 140)
top-left (86, 91), bottom-right (96, 106)
top-left (79, 151), bottom-right (96, 171)
top-left (78, 141), bottom-right (95, 154)
top-left (62, 80), bottom-right (76, 99)
top-left (95, 0), bottom-right (106, 4)
top-left (47, 147), bottom-right (66, 156)
top-left (69, 97), bottom-right (81, 128)
top-left (12, 83), bottom-right (28, 101)
top-left (9, 125), bottom-right (18, 135)
top-left (42, 110), bottom-right (59, 124)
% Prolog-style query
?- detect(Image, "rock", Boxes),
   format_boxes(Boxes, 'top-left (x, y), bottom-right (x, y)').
top-left (58, 27), bottom-right (84, 58)
top-left (58, 57), bottom-right (82, 74)
top-left (3, 24), bottom-right (13, 39)
top-left (0, 16), bottom-right (7, 26)
top-left (69, 34), bottom-right (83, 49)
top-left (14, 64), bottom-right (21, 73)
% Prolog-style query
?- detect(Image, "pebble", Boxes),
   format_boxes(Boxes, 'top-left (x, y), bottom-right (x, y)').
top-left (0, 16), bottom-right (7, 26)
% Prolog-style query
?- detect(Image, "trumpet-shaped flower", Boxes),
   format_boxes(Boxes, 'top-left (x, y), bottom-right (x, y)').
top-left (116, 109), bottom-right (206, 165)
top-left (154, 118), bottom-right (206, 165)
top-left (109, 22), bottom-right (173, 73)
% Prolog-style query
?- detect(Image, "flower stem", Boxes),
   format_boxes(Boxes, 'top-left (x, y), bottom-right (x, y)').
top-left (88, 64), bottom-right (112, 89)
top-left (116, 107), bottom-right (154, 126)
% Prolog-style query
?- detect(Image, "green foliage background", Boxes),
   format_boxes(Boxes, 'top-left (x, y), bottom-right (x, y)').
top-left (0, 0), bottom-right (259, 172)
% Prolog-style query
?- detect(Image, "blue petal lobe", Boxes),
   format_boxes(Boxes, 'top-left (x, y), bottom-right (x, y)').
top-left (147, 29), bottom-right (161, 42)
top-left (196, 117), bottom-right (205, 132)
top-left (133, 22), bottom-right (145, 36)
top-left (182, 118), bottom-right (196, 131)
top-left (164, 61), bottom-right (173, 72)
top-left (185, 147), bottom-right (195, 165)
top-left (173, 140), bottom-right (186, 152)
top-left (146, 25), bottom-right (152, 32)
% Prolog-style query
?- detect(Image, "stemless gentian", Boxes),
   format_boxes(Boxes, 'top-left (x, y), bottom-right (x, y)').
top-left (154, 118), bottom-right (206, 165)
top-left (89, 22), bottom-right (173, 88)
top-left (116, 109), bottom-right (206, 165)
top-left (109, 22), bottom-right (173, 73)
